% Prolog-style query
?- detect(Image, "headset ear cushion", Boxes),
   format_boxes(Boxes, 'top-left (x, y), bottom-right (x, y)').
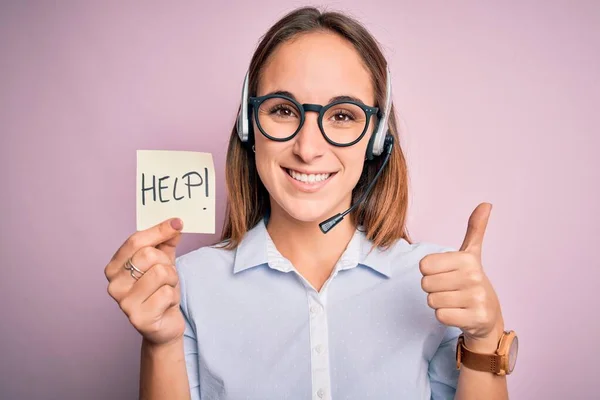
top-left (247, 110), bottom-right (255, 147)
top-left (248, 122), bottom-right (255, 149)
top-left (366, 118), bottom-right (382, 161)
top-left (365, 132), bottom-right (376, 161)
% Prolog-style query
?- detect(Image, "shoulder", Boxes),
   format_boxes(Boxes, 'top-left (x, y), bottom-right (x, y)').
top-left (174, 241), bottom-right (238, 315)
top-left (175, 241), bottom-right (235, 279)
top-left (175, 220), bottom-right (269, 296)
top-left (390, 239), bottom-right (455, 264)
top-left (363, 234), bottom-right (456, 276)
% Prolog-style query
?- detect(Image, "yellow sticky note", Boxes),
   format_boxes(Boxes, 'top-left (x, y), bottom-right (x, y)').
top-left (136, 150), bottom-right (215, 234)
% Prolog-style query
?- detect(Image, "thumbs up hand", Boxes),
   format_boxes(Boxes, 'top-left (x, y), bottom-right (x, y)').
top-left (420, 203), bottom-right (504, 350)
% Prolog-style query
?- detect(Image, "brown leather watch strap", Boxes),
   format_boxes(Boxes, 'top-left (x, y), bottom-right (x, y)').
top-left (459, 340), bottom-right (502, 374)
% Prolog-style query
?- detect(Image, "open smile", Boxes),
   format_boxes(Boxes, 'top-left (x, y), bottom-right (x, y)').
top-left (282, 167), bottom-right (337, 192)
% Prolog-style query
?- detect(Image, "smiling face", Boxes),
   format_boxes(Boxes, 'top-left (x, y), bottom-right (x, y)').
top-left (253, 30), bottom-right (376, 224)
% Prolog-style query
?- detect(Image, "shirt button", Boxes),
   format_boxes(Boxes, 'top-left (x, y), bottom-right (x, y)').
top-left (317, 388), bottom-right (325, 398)
top-left (310, 305), bottom-right (320, 314)
top-left (315, 344), bottom-right (323, 354)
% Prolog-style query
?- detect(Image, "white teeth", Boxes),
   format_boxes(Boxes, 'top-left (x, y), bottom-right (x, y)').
top-left (287, 169), bottom-right (331, 184)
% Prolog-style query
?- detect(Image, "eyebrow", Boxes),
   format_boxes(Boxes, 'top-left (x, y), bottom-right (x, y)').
top-left (264, 90), bottom-right (367, 105)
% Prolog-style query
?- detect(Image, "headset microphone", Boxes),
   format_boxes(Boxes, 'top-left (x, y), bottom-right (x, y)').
top-left (318, 134), bottom-right (394, 234)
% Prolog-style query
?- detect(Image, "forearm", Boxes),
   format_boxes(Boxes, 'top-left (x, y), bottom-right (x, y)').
top-left (454, 328), bottom-right (508, 400)
top-left (140, 338), bottom-right (191, 400)
top-left (455, 364), bottom-right (508, 399)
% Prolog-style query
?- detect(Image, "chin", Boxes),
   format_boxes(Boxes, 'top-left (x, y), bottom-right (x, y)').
top-left (283, 203), bottom-right (330, 224)
top-left (274, 193), bottom-right (346, 225)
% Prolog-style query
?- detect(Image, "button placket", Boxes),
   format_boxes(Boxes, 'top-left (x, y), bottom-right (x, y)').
top-left (308, 293), bottom-right (332, 400)
top-left (310, 304), bottom-right (321, 315)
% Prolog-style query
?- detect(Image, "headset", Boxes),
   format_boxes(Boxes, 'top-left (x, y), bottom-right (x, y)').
top-left (235, 65), bottom-right (395, 233)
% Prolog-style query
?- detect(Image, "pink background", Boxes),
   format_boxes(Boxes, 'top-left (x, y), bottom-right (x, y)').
top-left (1, 1), bottom-right (598, 399)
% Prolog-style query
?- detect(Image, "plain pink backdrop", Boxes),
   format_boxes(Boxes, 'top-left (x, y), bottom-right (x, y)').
top-left (1, 1), bottom-right (598, 399)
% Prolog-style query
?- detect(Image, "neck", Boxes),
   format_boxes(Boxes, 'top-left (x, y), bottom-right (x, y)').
top-left (266, 200), bottom-right (357, 287)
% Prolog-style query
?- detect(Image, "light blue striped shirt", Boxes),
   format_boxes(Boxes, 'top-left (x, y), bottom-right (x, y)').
top-left (176, 219), bottom-right (461, 399)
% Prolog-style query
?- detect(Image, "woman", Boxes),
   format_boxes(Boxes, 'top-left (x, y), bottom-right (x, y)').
top-left (105, 6), bottom-right (516, 400)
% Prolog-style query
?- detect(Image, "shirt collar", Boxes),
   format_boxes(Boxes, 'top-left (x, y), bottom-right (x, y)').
top-left (232, 219), bottom-right (393, 278)
top-left (232, 219), bottom-right (270, 274)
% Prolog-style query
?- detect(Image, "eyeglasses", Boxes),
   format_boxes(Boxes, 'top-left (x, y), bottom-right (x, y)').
top-left (249, 94), bottom-right (380, 147)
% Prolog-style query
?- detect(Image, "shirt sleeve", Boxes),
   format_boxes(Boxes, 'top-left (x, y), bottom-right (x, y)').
top-left (428, 325), bottom-right (461, 399)
top-left (177, 258), bottom-right (201, 400)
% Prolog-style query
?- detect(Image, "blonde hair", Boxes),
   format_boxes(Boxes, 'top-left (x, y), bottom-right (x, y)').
top-left (219, 6), bottom-right (412, 249)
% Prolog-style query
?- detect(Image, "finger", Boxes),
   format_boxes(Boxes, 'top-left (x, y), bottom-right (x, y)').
top-left (427, 291), bottom-right (469, 310)
top-left (106, 218), bottom-right (183, 278)
top-left (132, 263), bottom-right (178, 303)
top-left (156, 233), bottom-right (182, 264)
top-left (419, 252), bottom-right (468, 276)
top-left (421, 270), bottom-right (464, 293)
top-left (459, 202), bottom-right (492, 255)
top-left (107, 277), bottom-right (130, 304)
top-left (107, 244), bottom-right (173, 282)
top-left (111, 247), bottom-right (173, 295)
top-left (141, 285), bottom-right (180, 317)
top-left (434, 308), bottom-right (471, 329)
top-left (130, 247), bottom-right (172, 274)
top-left (119, 264), bottom-right (178, 315)
top-left (108, 250), bottom-right (171, 301)
top-left (118, 217), bottom-right (183, 260)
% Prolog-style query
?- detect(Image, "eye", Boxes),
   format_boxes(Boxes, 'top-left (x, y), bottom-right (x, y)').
top-left (330, 109), bottom-right (356, 122)
top-left (269, 104), bottom-right (298, 118)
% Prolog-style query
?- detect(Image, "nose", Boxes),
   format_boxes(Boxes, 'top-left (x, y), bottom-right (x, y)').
top-left (292, 112), bottom-right (327, 163)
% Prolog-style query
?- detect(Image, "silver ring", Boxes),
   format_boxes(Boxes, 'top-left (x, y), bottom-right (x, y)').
top-left (124, 258), bottom-right (144, 280)
top-left (130, 268), bottom-right (143, 280)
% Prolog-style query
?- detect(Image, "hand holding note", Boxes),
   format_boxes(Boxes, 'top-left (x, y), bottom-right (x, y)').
top-left (105, 149), bottom-right (216, 346)
top-left (105, 218), bottom-right (186, 346)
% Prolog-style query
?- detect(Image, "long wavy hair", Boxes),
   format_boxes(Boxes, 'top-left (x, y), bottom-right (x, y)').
top-left (219, 6), bottom-right (412, 249)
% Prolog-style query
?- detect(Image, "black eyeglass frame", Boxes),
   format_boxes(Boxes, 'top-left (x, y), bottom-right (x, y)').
top-left (248, 94), bottom-right (380, 147)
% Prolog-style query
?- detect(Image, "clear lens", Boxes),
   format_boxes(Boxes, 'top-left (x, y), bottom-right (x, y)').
top-left (257, 97), bottom-right (301, 139)
top-left (322, 102), bottom-right (367, 145)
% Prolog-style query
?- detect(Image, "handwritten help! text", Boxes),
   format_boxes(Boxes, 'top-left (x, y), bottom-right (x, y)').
top-left (141, 169), bottom-right (209, 206)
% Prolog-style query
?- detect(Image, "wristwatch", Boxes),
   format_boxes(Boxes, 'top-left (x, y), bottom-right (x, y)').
top-left (456, 330), bottom-right (519, 376)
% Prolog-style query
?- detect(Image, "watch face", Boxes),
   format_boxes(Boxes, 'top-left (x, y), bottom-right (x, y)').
top-left (508, 335), bottom-right (519, 373)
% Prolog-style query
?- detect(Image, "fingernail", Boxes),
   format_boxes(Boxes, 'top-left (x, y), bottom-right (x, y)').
top-left (170, 218), bottom-right (183, 231)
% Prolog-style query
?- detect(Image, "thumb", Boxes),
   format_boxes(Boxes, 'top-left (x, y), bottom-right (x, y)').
top-left (156, 218), bottom-right (184, 264)
top-left (157, 233), bottom-right (182, 264)
top-left (459, 202), bottom-right (492, 255)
